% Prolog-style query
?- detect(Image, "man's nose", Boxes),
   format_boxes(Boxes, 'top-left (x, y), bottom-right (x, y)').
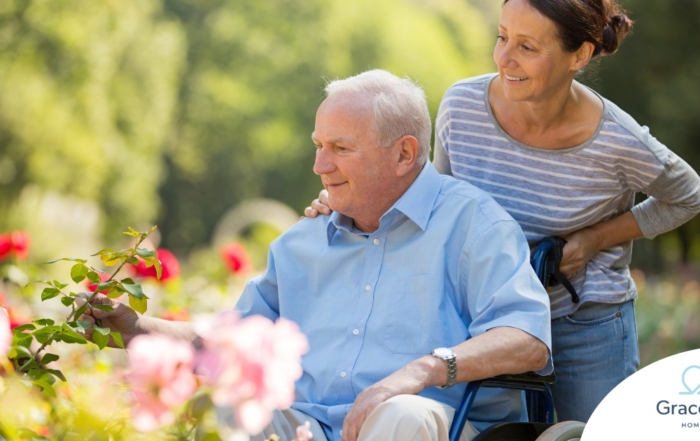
top-left (313, 146), bottom-right (335, 176)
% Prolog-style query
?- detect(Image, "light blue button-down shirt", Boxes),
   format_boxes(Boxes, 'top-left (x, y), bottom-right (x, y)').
top-left (236, 162), bottom-right (552, 440)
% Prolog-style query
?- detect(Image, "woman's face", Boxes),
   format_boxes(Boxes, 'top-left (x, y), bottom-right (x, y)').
top-left (494, 0), bottom-right (580, 103)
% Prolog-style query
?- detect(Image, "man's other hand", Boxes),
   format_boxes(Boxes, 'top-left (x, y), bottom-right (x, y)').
top-left (342, 358), bottom-right (434, 441)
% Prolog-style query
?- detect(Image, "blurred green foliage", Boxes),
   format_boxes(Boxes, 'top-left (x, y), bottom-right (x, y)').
top-left (0, 0), bottom-right (697, 271)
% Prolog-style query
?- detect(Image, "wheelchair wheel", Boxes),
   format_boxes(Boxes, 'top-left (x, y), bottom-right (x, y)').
top-left (535, 421), bottom-right (585, 441)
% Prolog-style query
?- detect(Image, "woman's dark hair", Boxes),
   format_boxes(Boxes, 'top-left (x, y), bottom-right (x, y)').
top-left (504, 0), bottom-right (633, 57)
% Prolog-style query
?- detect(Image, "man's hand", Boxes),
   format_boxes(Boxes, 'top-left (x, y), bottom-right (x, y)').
top-left (342, 357), bottom-right (436, 441)
top-left (76, 294), bottom-right (142, 347)
top-left (304, 189), bottom-right (331, 218)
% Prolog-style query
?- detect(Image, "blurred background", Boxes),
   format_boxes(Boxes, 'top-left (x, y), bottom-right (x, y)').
top-left (0, 0), bottom-right (699, 367)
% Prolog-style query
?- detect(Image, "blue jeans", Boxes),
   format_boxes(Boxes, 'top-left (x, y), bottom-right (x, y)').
top-left (549, 299), bottom-right (639, 423)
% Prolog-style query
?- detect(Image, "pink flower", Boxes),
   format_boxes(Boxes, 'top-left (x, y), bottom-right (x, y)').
top-left (296, 421), bottom-right (314, 441)
top-left (195, 312), bottom-right (308, 435)
top-left (0, 308), bottom-right (11, 358)
top-left (126, 334), bottom-right (197, 432)
top-left (132, 249), bottom-right (180, 282)
top-left (220, 243), bottom-right (252, 275)
top-left (0, 235), bottom-right (11, 262)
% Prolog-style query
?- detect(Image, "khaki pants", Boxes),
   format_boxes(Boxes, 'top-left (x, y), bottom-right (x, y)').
top-left (251, 394), bottom-right (479, 441)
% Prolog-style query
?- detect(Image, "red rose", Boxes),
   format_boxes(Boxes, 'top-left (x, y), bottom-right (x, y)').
top-left (132, 249), bottom-right (180, 282)
top-left (220, 242), bottom-right (252, 275)
top-left (0, 235), bottom-right (12, 262)
top-left (9, 231), bottom-right (30, 259)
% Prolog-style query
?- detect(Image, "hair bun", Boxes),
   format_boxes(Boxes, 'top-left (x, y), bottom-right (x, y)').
top-left (601, 13), bottom-right (633, 55)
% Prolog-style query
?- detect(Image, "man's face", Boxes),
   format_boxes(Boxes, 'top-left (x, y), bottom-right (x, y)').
top-left (312, 93), bottom-right (397, 228)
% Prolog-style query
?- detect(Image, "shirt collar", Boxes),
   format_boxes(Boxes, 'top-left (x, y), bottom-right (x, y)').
top-left (326, 161), bottom-right (442, 244)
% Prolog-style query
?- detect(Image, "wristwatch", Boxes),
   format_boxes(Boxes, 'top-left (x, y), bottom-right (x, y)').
top-left (431, 347), bottom-right (457, 389)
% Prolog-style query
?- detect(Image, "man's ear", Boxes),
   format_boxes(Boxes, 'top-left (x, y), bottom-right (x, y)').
top-left (395, 135), bottom-right (420, 178)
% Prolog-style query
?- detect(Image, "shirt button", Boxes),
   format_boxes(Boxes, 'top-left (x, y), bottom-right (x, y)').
top-left (353, 329), bottom-right (359, 335)
top-left (365, 285), bottom-right (371, 291)
top-left (373, 238), bottom-right (379, 245)
top-left (340, 371), bottom-right (347, 378)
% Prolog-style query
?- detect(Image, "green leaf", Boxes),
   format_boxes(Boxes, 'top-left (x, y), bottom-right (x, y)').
top-left (41, 287), bottom-right (60, 301)
top-left (74, 303), bottom-right (88, 319)
top-left (44, 368), bottom-right (67, 382)
top-left (13, 324), bottom-right (36, 333)
top-left (106, 289), bottom-right (122, 299)
top-left (121, 277), bottom-right (135, 285)
top-left (61, 296), bottom-right (75, 306)
top-left (123, 227), bottom-right (142, 237)
top-left (94, 325), bottom-right (111, 336)
top-left (129, 293), bottom-right (148, 314)
top-left (87, 271), bottom-right (101, 284)
top-left (16, 334), bottom-right (33, 348)
top-left (92, 304), bottom-right (113, 312)
top-left (77, 320), bottom-right (93, 330)
top-left (33, 318), bottom-right (55, 326)
top-left (52, 280), bottom-right (69, 289)
top-left (122, 283), bottom-right (144, 300)
top-left (61, 324), bottom-right (88, 344)
top-left (135, 248), bottom-right (155, 258)
top-left (101, 252), bottom-right (122, 266)
top-left (32, 377), bottom-right (56, 397)
top-left (18, 428), bottom-right (50, 441)
top-left (96, 281), bottom-right (116, 292)
top-left (110, 331), bottom-right (125, 349)
top-left (44, 257), bottom-right (87, 264)
top-left (126, 256), bottom-right (140, 265)
top-left (40, 353), bottom-right (60, 364)
top-left (92, 330), bottom-right (109, 350)
top-left (71, 263), bottom-right (89, 283)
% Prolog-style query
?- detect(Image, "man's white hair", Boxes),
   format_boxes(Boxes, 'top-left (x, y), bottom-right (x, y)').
top-left (324, 69), bottom-right (432, 166)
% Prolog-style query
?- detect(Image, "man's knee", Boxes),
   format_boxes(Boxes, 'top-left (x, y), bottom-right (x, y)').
top-left (359, 395), bottom-right (453, 440)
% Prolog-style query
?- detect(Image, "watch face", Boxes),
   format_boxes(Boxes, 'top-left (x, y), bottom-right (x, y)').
top-left (433, 347), bottom-right (453, 359)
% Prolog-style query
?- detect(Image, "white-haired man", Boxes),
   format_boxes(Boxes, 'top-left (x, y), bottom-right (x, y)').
top-left (83, 69), bottom-right (552, 441)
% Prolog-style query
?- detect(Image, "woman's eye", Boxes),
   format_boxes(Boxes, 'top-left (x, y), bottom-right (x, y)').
top-left (496, 35), bottom-right (506, 42)
top-left (522, 44), bottom-right (534, 52)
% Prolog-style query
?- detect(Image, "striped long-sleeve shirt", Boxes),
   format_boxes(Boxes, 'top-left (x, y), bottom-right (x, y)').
top-left (434, 73), bottom-right (700, 318)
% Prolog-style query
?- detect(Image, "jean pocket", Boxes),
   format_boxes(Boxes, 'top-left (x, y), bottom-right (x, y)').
top-left (563, 302), bottom-right (621, 327)
top-left (382, 275), bottom-right (446, 354)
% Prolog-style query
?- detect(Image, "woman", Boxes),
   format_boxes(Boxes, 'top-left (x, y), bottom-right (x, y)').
top-left (306, 0), bottom-right (700, 423)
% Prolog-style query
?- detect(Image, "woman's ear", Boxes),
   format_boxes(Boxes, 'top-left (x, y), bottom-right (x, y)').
top-left (572, 41), bottom-right (595, 71)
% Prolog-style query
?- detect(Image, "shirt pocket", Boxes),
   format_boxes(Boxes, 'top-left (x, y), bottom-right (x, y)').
top-left (382, 275), bottom-right (447, 354)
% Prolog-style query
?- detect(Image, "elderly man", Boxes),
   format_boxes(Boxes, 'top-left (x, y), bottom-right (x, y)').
top-left (83, 70), bottom-right (552, 441)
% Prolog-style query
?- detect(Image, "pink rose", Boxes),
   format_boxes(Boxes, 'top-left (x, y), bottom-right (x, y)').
top-left (0, 308), bottom-right (11, 358)
top-left (220, 243), bottom-right (252, 275)
top-left (195, 312), bottom-right (308, 435)
top-left (132, 249), bottom-right (180, 282)
top-left (296, 421), bottom-right (314, 441)
top-left (126, 334), bottom-right (197, 432)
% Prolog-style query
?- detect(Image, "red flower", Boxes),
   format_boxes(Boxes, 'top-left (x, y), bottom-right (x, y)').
top-left (86, 272), bottom-right (112, 294)
top-left (0, 231), bottom-right (30, 261)
top-left (10, 231), bottom-right (30, 259)
top-left (220, 242), bottom-right (252, 275)
top-left (0, 235), bottom-right (12, 262)
top-left (132, 249), bottom-right (180, 282)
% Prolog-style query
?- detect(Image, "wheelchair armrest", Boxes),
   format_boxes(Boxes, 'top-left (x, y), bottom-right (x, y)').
top-left (448, 372), bottom-right (556, 441)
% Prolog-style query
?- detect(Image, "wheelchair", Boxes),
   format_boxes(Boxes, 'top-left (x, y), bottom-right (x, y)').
top-left (448, 238), bottom-right (586, 441)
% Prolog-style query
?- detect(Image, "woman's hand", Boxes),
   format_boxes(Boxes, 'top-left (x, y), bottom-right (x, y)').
top-left (559, 227), bottom-right (604, 276)
top-left (304, 189), bottom-right (331, 218)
